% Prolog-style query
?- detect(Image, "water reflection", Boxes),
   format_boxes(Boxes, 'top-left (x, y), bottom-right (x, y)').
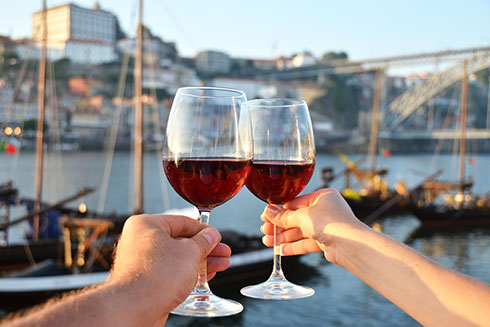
top-left (406, 226), bottom-right (490, 282)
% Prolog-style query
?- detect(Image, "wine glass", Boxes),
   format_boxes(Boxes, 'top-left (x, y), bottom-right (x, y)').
top-left (240, 98), bottom-right (316, 300)
top-left (162, 86), bottom-right (252, 317)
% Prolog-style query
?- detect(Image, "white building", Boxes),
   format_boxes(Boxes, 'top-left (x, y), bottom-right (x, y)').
top-left (14, 38), bottom-right (40, 61)
top-left (143, 65), bottom-right (200, 94)
top-left (291, 52), bottom-right (316, 68)
top-left (117, 31), bottom-right (177, 67)
top-left (195, 51), bottom-right (231, 75)
top-left (31, 2), bottom-right (118, 63)
top-left (210, 77), bottom-right (271, 100)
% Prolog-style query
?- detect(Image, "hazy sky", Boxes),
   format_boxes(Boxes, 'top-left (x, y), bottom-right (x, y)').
top-left (1, 0), bottom-right (490, 61)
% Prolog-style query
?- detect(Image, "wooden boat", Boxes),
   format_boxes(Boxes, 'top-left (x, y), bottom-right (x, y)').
top-left (406, 60), bottom-right (490, 227)
top-left (320, 161), bottom-right (405, 220)
top-left (407, 204), bottom-right (490, 227)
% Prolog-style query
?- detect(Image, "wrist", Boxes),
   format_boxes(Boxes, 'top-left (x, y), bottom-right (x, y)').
top-left (105, 277), bottom-right (174, 324)
top-left (315, 221), bottom-right (373, 268)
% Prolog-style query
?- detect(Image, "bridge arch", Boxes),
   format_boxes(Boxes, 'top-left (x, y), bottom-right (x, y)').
top-left (386, 51), bottom-right (490, 131)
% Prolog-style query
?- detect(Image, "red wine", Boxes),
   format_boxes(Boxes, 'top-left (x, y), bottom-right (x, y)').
top-left (246, 161), bottom-right (315, 204)
top-left (163, 158), bottom-right (252, 210)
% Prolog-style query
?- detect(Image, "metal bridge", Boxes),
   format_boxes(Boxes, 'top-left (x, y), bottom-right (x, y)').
top-left (258, 46), bottom-right (490, 79)
top-left (256, 46), bottom-right (490, 139)
top-left (386, 51), bottom-right (490, 130)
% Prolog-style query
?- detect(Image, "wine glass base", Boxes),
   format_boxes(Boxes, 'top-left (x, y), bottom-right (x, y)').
top-left (240, 277), bottom-right (315, 300)
top-left (171, 293), bottom-right (243, 317)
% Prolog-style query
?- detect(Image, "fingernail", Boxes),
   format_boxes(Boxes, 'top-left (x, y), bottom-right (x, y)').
top-left (265, 205), bottom-right (281, 217)
top-left (202, 228), bottom-right (219, 245)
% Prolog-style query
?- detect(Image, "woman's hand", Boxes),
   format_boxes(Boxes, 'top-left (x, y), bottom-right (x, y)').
top-left (260, 188), bottom-right (368, 265)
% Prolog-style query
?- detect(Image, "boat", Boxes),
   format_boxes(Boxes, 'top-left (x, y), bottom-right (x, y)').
top-left (407, 60), bottom-right (490, 227)
top-left (331, 155), bottom-right (404, 219)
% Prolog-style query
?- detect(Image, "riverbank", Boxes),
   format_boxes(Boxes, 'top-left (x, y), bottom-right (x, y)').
top-left (14, 134), bottom-right (490, 154)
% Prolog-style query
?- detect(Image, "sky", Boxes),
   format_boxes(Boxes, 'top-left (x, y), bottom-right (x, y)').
top-left (1, 0), bottom-right (490, 61)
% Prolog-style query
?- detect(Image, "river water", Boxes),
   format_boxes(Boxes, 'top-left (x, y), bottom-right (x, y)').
top-left (1, 151), bottom-right (490, 326)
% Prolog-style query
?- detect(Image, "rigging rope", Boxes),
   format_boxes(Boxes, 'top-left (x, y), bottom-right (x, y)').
top-left (96, 52), bottom-right (131, 215)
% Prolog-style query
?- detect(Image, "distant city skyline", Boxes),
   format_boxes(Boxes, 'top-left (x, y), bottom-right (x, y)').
top-left (2, 0), bottom-right (490, 64)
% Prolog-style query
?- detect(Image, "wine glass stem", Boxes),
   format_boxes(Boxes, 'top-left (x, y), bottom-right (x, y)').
top-left (195, 210), bottom-right (212, 294)
top-left (272, 223), bottom-right (284, 278)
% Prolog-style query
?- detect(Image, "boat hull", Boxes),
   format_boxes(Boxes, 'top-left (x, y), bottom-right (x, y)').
top-left (345, 195), bottom-right (405, 219)
top-left (408, 204), bottom-right (490, 227)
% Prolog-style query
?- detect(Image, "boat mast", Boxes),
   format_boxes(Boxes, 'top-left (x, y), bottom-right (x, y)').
top-left (34, 0), bottom-right (48, 242)
top-left (134, 0), bottom-right (144, 214)
top-left (368, 67), bottom-right (383, 172)
top-left (459, 60), bottom-right (468, 197)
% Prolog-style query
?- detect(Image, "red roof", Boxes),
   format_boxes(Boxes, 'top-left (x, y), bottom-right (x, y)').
top-left (0, 35), bottom-right (15, 45)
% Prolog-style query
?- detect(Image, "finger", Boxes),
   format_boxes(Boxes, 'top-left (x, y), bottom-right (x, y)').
top-left (191, 227), bottom-right (221, 259)
top-left (281, 228), bottom-right (304, 243)
top-left (260, 222), bottom-right (283, 235)
top-left (207, 257), bottom-right (230, 272)
top-left (208, 243), bottom-right (231, 258)
top-left (156, 215), bottom-right (208, 238)
top-left (261, 222), bottom-right (303, 240)
top-left (281, 239), bottom-right (323, 256)
top-left (207, 272), bottom-right (216, 281)
top-left (262, 227), bottom-right (305, 247)
top-left (261, 204), bottom-right (304, 230)
top-left (283, 188), bottom-right (333, 210)
top-left (262, 235), bottom-right (274, 247)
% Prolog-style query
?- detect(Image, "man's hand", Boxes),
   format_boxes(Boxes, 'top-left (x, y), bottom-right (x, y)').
top-left (110, 214), bottom-right (231, 324)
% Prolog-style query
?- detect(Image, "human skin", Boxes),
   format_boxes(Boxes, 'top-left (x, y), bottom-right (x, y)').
top-left (6, 214), bottom-right (231, 327)
top-left (260, 188), bottom-right (490, 327)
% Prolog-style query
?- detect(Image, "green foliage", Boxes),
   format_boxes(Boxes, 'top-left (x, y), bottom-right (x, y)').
top-left (143, 87), bottom-right (171, 99)
top-left (329, 76), bottom-right (350, 112)
top-left (97, 60), bottom-right (120, 69)
top-left (475, 68), bottom-right (490, 86)
top-left (23, 118), bottom-right (48, 132)
top-left (52, 57), bottom-right (71, 82)
top-left (101, 71), bottom-right (121, 84)
top-left (322, 51), bottom-right (348, 62)
top-left (0, 50), bottom-right (20, 76)
top-left (309, 73), bottom-right (360, 129)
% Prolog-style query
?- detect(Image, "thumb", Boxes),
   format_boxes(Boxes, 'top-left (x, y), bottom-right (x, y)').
top-left (261, 204), bottom-right (302, 229)
top-left (191, 227), bottom-right (221, 259)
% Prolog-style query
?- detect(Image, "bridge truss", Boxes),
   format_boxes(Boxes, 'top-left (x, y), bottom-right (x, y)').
top-left (386, 51), bottom-right (490, 130)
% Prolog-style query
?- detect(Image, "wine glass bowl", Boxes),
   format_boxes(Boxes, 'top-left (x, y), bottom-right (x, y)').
top-left (162, 87), bottom-right (252, 316)
top-left (240, 98), bottom-right (316, 300)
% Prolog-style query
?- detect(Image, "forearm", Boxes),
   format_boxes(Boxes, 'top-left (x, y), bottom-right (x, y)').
top-left (331, 225), bottom-right (490, 327)
top-left (6, 280), bottom-right (172, 327)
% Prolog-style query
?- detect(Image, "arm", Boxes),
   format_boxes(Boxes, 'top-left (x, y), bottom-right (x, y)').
top-left (261, 188), bottom-right (490, 327)
top-left (7, 214), bottom-right (231, 327)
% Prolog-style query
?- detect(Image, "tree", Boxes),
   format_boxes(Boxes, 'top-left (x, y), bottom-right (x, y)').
top-left (322, 51), bottom-right (348, 62)
top-left (309, 74), bottom-right (361, 129)
top-left (475, 68), bottom-right (490, 86)
top-left (53, 57), bottom-right (71, 82)
top-left (0, 50), bottom-right (20, 76)
top-left (143, 87), bottom-right (171, 100)
top-left (23, 118), bottom-right (48, 132)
